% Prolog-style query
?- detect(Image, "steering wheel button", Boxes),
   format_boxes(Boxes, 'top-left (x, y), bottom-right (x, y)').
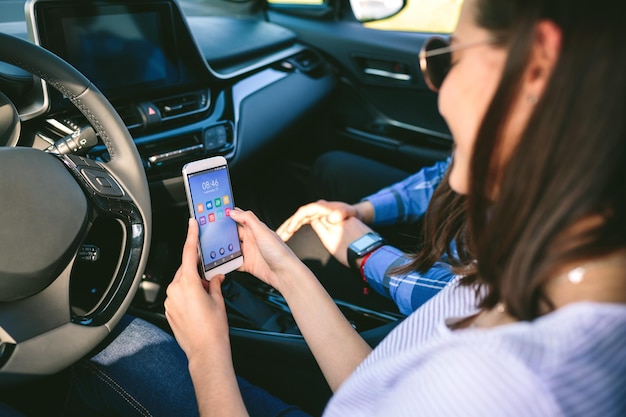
top-left (95, 176), bottom-right (112, 188)
top-left (80, 167), bottom-right (124, 197)
top-left (72, 155), bottom-right (101, 168)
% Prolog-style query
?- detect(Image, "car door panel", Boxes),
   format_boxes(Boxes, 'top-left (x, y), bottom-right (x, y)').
top-left (266, 4), bottom-right (452, 170)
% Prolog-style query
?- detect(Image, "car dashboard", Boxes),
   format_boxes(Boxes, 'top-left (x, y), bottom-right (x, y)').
top-left (1, 0), bottom-right (334, 207)
top-left (0, 1), bottom-right (410, 413)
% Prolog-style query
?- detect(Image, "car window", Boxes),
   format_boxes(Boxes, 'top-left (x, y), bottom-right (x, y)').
top-left (364, 0), bottom-right (462, 32)
top-left (268, 0), bottom-right (324, 3)
top-left (0, 0), bottom-right (461, 33)
top-left (267, 0), bottom-right (463, 33)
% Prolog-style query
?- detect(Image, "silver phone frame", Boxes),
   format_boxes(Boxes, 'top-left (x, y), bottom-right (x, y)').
top-left (182, 156), bottom-right (243, 280)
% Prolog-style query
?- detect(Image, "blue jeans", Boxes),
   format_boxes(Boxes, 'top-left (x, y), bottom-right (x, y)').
top-left (65, 315), bottom-right (311, 417)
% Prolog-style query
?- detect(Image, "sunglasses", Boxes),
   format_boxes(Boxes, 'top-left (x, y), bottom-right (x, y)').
top-left (419, 36), bottom-right (497, 92)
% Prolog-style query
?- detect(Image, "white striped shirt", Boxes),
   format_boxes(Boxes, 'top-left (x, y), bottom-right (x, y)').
top-left (323, 277), bottom-right (626, 416)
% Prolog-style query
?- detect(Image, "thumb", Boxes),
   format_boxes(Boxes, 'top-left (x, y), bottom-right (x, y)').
top-left (181, 218), bottom-right (200, 272)
top-left (208, 274), bottom-right (226, 298)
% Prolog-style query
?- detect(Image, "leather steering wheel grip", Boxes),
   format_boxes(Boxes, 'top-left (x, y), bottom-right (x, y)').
top-left (0, 32), bottom-right (151, 385)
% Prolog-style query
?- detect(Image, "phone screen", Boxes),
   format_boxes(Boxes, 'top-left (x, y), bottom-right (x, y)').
top-left (186, 163), bottom-right (242, 273)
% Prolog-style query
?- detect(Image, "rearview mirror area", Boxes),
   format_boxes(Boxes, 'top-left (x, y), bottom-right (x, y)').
top-left (350, 0), bottom-right (405, 22)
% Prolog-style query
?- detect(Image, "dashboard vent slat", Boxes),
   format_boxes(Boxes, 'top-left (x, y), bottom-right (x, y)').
top-left (153, 90), bottom-right (210, 121)
top-left (115, 104), bottom-right (143, 130)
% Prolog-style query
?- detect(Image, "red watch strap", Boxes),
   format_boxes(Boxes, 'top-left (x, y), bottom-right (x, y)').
top-left (359, 246), bottom-right (382, 283)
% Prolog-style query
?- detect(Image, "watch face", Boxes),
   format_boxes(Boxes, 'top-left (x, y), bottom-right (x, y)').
top-left (352, 233), bottom-right (381, 252)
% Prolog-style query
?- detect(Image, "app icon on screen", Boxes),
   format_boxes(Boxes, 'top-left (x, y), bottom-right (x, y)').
top-left (198, 216), bottom-right (206, 225)
top-left (206, 201), bottom-right (213, 210)
top-left (215, 198), bottom-right (222, 207)
top-left (223, 195), bottom-right (230, 205)
top-left (196, 203), bottom-right (204, 213)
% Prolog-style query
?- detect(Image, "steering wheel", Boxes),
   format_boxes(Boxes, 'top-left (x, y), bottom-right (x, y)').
top-left (0, 33), bottom-right (151, 385)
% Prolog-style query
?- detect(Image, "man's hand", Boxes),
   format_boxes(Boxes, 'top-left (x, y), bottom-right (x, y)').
top-left (310, 216), bottom-right (375, 266)
top-left (277, 199), bottom-right (373, 241)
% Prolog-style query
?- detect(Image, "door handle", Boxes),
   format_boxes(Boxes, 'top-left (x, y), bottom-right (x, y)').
top-left (363, 67), bottom-right (411, 81)
top-left (353, 56), bottom-right (412, 81)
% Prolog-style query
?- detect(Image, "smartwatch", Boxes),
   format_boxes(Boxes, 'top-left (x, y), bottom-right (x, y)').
top-left (347, 232), bottom-right (385, 270)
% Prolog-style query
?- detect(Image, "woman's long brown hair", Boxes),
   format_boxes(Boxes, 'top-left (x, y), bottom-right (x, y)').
top-left (395, 0), bottom-right (626, 320)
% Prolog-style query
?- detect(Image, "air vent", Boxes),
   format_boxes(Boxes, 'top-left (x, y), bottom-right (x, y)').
top-left (288, 50), bottom-right (321, 74)
top-left (153, 90), bottom-right (210, 121)
top-left (115, 104), bottom-right (143, 130)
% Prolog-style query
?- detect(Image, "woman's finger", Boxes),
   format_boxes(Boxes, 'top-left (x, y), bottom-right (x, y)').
top-left (179, 218), bottom-right (200, 277)
top-left (208, 274), bottom-right (225, 298)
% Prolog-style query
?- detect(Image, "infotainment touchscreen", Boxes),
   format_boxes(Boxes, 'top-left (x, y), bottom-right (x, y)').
top-left (28, 0), bottom-right (207, 104)
top-left (61, 10), bottom-right (172, 92)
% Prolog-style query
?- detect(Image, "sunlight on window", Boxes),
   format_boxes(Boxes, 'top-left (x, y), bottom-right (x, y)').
top-left (268, 0), bottom-right (324, 4)
top-left (365, 0), bottom-right (463, 33)
top-left (265, 0), bottom-right (462, 34)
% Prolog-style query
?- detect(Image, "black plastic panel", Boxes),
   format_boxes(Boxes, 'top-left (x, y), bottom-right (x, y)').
top-left (188, 16), bottom-right (297, 70)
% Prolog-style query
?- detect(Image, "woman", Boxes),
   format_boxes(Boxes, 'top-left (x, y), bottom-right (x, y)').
top-left (68, 0), bottom-right (626, 415)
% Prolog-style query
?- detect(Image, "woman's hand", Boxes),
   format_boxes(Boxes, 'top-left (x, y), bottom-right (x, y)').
top-left (276, 200), bottom-right (372, 241)
top-left (165, 219), bottom-right (249, 417)
top-left (233, 209), bottom-right (373, 392)
top-left (229, 208), bottom-right (304, 289)
top-left (164, 219), bottom-right (230, 361)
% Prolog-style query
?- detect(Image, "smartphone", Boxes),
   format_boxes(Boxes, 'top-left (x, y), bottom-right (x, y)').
top-left (182, 156), bottom-right (243, 280)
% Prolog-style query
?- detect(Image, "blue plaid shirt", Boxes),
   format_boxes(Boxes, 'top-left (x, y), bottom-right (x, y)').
top-left (362, 158), bottom-right (456, 315)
